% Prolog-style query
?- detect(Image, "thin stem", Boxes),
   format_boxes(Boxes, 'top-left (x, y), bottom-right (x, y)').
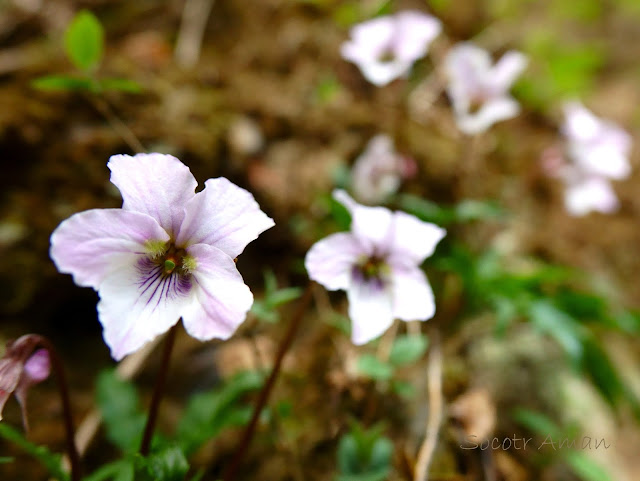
top-left (87, 95), bottom-right (146, 153)
top-left (33, 337), bottom-right (81, 481)
top-left (139, 323), bottom-right (179, 456)
top-left (222, 284), bottom-right (313, 481)
top-left (413, 330), bottom-right (443, 481)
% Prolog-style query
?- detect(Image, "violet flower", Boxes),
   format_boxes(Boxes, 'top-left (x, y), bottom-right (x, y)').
top-left (444, 42), bottom-right (527, 134)
top-left (0, 337), bottom-right (50, 427)
top-left (50, 153), bottom-right (274, 360)
top-left (544, 102), bottom-right (632, 216)
top-left (341, 10), bottom-right (441, 87)
top-left (305, 191), bottom-right (445, 345)
top-left (351, 134), bottom-right (416, 204)
top-left (562, 101), bottom-right (631, 180)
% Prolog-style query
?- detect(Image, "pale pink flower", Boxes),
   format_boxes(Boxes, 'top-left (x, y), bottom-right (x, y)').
top-left (305, 191), bottom-right (445, 345)
top-left (563, 176), bottom-right (619, 216)
top-left (544, 102), bottom-right (632, 216)
top-left (444, 43), bottom-right (527, 134)
top-left (562, 101), bottom-right (631, 180)
top-left (50, 153), bottom-right (274, 360)
top-left (341, 11), bottom-right (441, 87)
top-left (0, 336), bottom-right (50, 426)
top-left (351, 134), bottom-right (416, 204)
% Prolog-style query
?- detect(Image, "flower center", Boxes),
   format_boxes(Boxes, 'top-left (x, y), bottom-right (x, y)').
top-left (354, 255), bottom-right (389, 283)
top-left (377, 47), bottom-right (396, 63)
top-left (160, 245), bottom-right (188, 276)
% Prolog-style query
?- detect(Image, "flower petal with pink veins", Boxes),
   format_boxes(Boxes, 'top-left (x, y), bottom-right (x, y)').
top-left (50, 209), bottom-right (170, 289)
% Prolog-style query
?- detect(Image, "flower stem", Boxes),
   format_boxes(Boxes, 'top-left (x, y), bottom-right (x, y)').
top-left (139, 323), bottom-right (178, 456)
top-left (222, 284), bottom-right (313, 481)
top-left (33, 337), bottom-right (82, 481)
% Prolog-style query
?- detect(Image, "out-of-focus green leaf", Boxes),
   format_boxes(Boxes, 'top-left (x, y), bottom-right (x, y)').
top-left (0, 457), bottom-right (13, 464)
top-left (580, 337), bottom-right (624, 407)
top-left (565, 451), bottom-right (614, 481)
top-left (512, 408), bottom-right (562, 438)
top-left (96, 369), bottom-right (146, 453)
top-left (99, 78), bottom-right (143, 93)
top-left (329, 195), bottom-right (352, 230)
top-left (398, 194), bottom-right (454, 225)
top-left (0, 423), bottom-right (69, 481)
top-left (176, 371), bottom-right (263, 455)
top-left (32, 75), bottom-right (93, 91)
top-left (64, 10), bottom-right (104, 71)
top-left (527, 300), bottom-right (585, 364)
top-left (454, 200), bottom-right (503, 222)
top-left (357, 354), bottom-right (393, 381)
top-left (391, 380), bottom-right (415, 398)
top-left (388, 335), bottom-right (428, 366)
top-left (135, 445), bottom-right (189, 481)
top-left (82, 459), bottom-right (134, 481)
top-left (336, 422), bottom-right (392, 481)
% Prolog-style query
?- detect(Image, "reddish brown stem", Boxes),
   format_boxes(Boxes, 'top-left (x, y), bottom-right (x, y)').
top-left (33, 337), bottom-right (81, 481)
top-left (222, 284), bottom-right (313, 481)
top-left (139, 323), bottom-right (178, 456)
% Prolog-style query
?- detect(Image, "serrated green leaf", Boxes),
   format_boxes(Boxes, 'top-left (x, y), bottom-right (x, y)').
top-left (388, 335), bottom-right (429, 366)
top-left (65, 10), bottom-right (104, 71)
top-left (96, 369), bottom-right (146, 453)
top-left (0, 423), bottom-right (69, 481)
top-left (356, 354), bottom-right (393, 381)
top-left (565, 452), bottom-right (614, 481)
top-left (32, 75), bottom-right (94, 91)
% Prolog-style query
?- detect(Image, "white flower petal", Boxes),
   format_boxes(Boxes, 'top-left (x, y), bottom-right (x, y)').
top-left (50, 209), bottom-right (170, 289)
top-left (341, 17), bottom-right (395, 64)
top-left (391, 266), bottom-right (436, 321)
top-left (97, 255), bottom-right (193, 360)
top-left (456, 97), bottom-right (520, 135)
top-left (305, 233), bottom-right (365, 290)
top-left (347, 281), bottom-right (394, 345)
top-left (388, 211), bottom-right (446, 264)
top-left (108, 153), bottom-right (198, 237)
top-left (394, 11), bottom-right (441, 62)
top-left (176, 178), bottom-right (274, 258)
top-left (489, 51), bottom-right (528, 94)
top-left (181, 244), bottom-right (253, 341)
top-left (564, 177), bottom-right (619, 216)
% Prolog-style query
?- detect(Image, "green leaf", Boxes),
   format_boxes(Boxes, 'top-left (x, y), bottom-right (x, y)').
top-left (0, 457), bottom-right (13, 464)
top-left (454, 200), bottom-right (503, 222)
top-left (565, 452), bottom-right (614, 481)
top-left (136, 445), bottom-right (189, 481)
top-left (82, 459), bottom-right (134, 481)
top-left (96, 369), bottom-right (146, 453)
top-left (527, 300), bottom-right (585, 365)
top-left (64, 10), bottom-right (104, 71)
top-left (330, 195), bottom-right (352, 230)
top-left (391, 380), bottom-right (415, 398)
top-left (0, 423), bottom-right (69, 481)
top-left (388, 335), bottom-right (429, 366)
top-left (512, 408), bottom-right (562, 438)
top-left (336, 423), bottom-right (392, 481)
top-left (356, 354), bottom-right (393, 381)
top-left (176, 371), bottom-right (263, 455)
top-left (268, 287), bottom-right (303, 307)
top-left (32, 75), bottom-right (93, 91)
top-left (99, 78), bottom-right (143, 93)
top-left (580, 337), bottom-right (624, 407)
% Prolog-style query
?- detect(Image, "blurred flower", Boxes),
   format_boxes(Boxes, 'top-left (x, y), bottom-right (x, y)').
top-left (543, 103), bottom-right (632, 216)
top-left (0, 336), bottom-right (50, 428)
top-left (562, 101), bottom-right (631, 180)
top-left (305, 190), bottom-right (445, 345)
top-left (444, 43), bottom-right (527, 134)
top-left (351, 134), bottom-right (416, 204)
top-left (341, 11), bottom-right (441, 87)
top-left (50, 153), bottom-right (274, 360)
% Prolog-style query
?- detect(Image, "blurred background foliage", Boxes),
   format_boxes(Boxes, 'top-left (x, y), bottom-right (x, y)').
top-left (0, 0), bottom-right (639, 480)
